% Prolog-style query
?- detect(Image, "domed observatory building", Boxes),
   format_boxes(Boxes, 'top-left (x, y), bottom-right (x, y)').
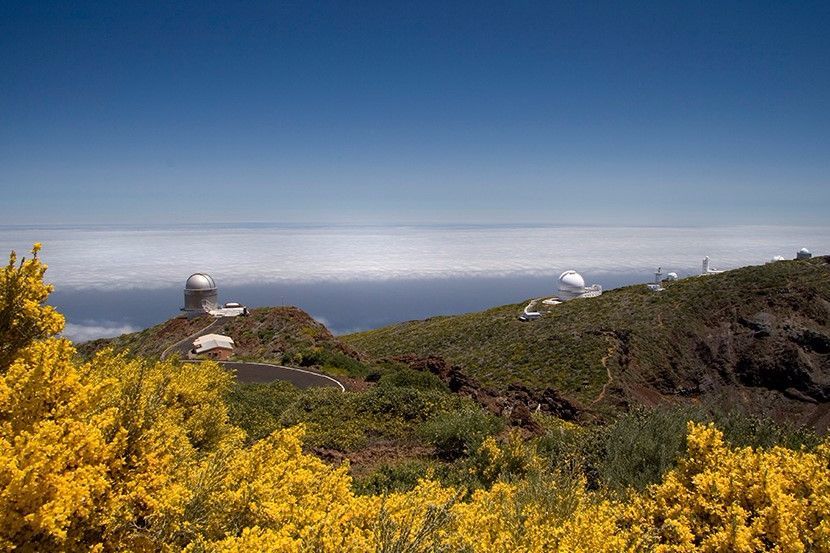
top-left (182, 273), bottom-right (219, 316)
top-left (557, 270), bottom-right (587, 299)
top-left (542, 270), bottom-right (603, 305)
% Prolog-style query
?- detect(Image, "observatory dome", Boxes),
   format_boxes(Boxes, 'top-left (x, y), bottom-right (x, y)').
top-left (183, 273), bottom-right (219, 316)
top-left (558, 270), bottom-right (586, 292)
top-left (185, 273), bottom-right (216, 290)
top-left (796, 248), bottom-right (813, 260)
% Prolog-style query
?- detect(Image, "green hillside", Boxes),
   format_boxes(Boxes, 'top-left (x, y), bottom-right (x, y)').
top-left (78, 306), bottom-right (369, 377)
top-left (344, 257), bottom-right (830, 422)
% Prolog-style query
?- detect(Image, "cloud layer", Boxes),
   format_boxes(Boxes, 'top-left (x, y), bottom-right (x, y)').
top-left (1, 225), bottom-right (827, 290)
top-left (62, 321), bottom-right (139, 343)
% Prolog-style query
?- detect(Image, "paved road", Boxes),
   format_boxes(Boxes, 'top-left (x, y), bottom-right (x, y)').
top-left (220, 361), bottom-right (345, 390)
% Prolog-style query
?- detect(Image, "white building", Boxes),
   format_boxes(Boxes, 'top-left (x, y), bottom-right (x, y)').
top-left (647, 267), bottom-right (665, 292)
top-left (209, 302), bottom-right (250, 318)
top-left (701, 256), bottom-right (724, 275)
top-left (796, 248), bottom-right (812, 260)
top-left (191, 334), bottom-right (235, 360)
top-left (542, 270), bottom-right (602, 305)
top-left (182, 273), bottom-right (219, 316)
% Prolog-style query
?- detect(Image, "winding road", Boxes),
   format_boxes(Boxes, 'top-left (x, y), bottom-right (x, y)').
top-left (217, 361), bottom-right (345, 391)
top-left (161, 317), bottom-right (346, 391)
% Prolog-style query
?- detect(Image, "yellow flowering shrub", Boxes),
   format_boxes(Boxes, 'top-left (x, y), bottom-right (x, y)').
top-left (0, 244), bottom-right (64, 369)
top-left (447, 475), bottom-right (640, 552)
top-left (629, 422), bottom-right (830, 552)
top-left (189, 426), bottom-right (375, 552)
top-left (0, 338), bottom-right (243, 551)
top-left (0, 338), bottom-right (120, 551)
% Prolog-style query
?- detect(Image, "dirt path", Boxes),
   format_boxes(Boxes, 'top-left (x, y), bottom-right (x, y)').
top-left (591, 339), bottom-right (617, 406)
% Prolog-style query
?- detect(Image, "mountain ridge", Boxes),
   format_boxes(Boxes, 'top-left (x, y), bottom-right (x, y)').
top-left (82, 257), bottom-right (830, 429)
top-left (344, 256), bottom-right (830, 429)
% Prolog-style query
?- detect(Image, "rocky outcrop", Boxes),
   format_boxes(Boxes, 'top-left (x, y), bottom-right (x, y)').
top-left (390, 354), bottom-right (582, 433)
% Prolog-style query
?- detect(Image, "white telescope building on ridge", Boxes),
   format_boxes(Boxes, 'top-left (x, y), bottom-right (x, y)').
top-left (701, 256), bottom-right (724, 275)
top-left (182, 273), bottom-right (249, 318)
top-left (182, 273), bottom-right (219, 316)
top-left (519, 270), bottom-right (602, 319)
top-left (542, 270), bottom-right (603, 305)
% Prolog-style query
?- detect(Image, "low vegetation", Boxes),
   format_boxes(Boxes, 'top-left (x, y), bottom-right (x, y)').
top-left (79, 306), bottom-right (371, 378)
top-left (3, 245), bottom-right (830, 552)
top-left (345, 256), bottom-right (830, 420)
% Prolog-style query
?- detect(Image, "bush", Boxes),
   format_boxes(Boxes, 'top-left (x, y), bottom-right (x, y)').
top-left (595, 407), bottom-right (693, 492)
top-left (418, 405), bottom-right (504, 460)
top-left (359, 385), bottom-right (454, 422)
top-left (277, 388), bottom-right (370, 451)
top-left (354, 460), bottom-right (435, 495)
top-left (713, 407), bottom-right (821, 451)
top-left (292, 348), bottom-right (369, 378)
top-left (535, 417), bottom-right (595, 477)
top-left (580, 405), bottom-right (822, 494)
top-left (225, 381), bottom-right (300, 442)
top-left (377, 368), bottom-right (448, 392)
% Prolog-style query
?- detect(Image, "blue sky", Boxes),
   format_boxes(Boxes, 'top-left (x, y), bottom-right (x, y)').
top-left (1, 1), bottom-right (828, 225)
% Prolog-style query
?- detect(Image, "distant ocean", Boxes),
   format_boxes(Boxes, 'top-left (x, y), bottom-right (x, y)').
top-left (1, 224), bottom-right (827, 341)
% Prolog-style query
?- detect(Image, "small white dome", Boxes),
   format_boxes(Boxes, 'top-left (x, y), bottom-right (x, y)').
top-left (558, 270), bottom-right (585, 292)
top-left (771, 255), bottom-right (785, 262)
top-left (799, 248), bottom-right (811, 254)
top-left (185, 273), bottom-right (216, 290)
top-left (666, 272), bottom-right (678, 281)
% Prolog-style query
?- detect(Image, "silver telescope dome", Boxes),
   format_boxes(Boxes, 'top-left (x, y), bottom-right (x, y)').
top-left (185, 273), bottom-right (217, 290)
top-left (183, 273), bottom-right (218, 315)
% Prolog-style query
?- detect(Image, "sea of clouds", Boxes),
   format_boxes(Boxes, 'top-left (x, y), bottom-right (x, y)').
top-left (62, 321), bottom-right (140, 342)
top-left (1, 224), bottom-right (827, 290)
top-left (3, 224), bottom-right (826, 342)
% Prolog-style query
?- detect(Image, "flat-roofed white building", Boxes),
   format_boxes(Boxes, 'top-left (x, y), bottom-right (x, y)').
top-left (208, 302), bottom-right (249, 318)
top-left (191, 333), bottom-right (234, 360)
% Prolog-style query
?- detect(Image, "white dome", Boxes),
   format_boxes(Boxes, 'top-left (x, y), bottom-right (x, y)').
top-left (666, 272), bottom-right (678, 280)
top-left (185, 273), bottom-right (216, 290)
top-left (799, 248), bottom-right (811, 254)
top-left (558, 270), bottom-right (585, 292)
top-left (771, 255), bottom-right (785, 262)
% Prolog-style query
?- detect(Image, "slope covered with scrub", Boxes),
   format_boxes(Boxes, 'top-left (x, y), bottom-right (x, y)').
top-left (78, 306), bottom-right (367, 376)
top-left (4, 245), bottom-right (830, 552)
top-left (344, 257), bottom-right (830, 425)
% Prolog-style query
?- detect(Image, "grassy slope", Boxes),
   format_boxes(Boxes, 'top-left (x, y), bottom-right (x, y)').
top-left (78, 306), bottom-right (367, 376)
top-left (72, 260), bottom-right (830, 487)
top-left (344, 258), bottom-right (830, 406)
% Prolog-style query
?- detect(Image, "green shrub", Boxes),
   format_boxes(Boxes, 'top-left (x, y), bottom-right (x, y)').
top-left (582, 405), bottom-right (821, 493)
top-left (535, 418), bottom-right (595, 476)
top-left (418, 405), bottom-right (503, 460)
top-left (595, 407), bottom-right (693, 492)
top-left (354, 460), bottom-right (435, 495)
top-left (377, 368), bottom-right (448, 392)
top-left (359, 386), bottom-right (454, 422)
top-left (225, 381), bottom-right (300, 442)
top-left (292, 348), bottom-right (369, 378)
top-left (712, 407), bottom-right (821, 450)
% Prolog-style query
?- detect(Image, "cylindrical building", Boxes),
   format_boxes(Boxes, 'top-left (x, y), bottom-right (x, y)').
top-left (183, 273), bottom-right (218, 315)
